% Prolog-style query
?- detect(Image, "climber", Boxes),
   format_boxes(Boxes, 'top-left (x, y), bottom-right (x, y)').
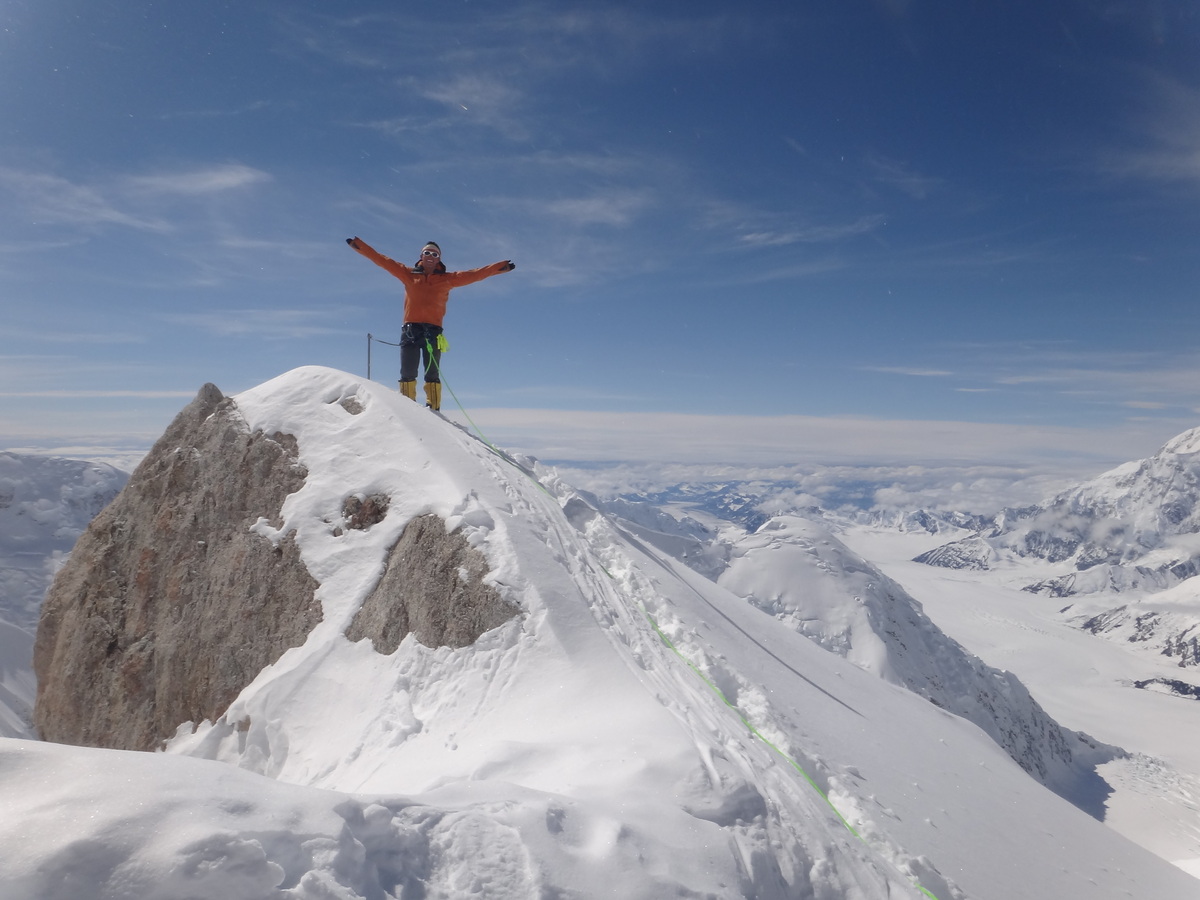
top-left (347, 237), bottom-right (515, 410)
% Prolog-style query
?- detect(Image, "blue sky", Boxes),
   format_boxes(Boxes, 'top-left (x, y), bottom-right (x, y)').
top-left (2, 1), bottom-right (1199, 475)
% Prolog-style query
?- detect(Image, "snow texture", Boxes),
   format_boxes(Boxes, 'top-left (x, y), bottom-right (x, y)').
top-left (3, 367), bottom-right (1199, 899)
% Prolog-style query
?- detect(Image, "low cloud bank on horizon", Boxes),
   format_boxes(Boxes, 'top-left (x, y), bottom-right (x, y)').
top-left (460, 408), bottom-right (1181, 469)
top-left (6, 405), bottom-right (1189, 513)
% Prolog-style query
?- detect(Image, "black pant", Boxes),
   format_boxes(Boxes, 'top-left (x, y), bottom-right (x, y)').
top-left (399, 323), bottom-right (443, 383)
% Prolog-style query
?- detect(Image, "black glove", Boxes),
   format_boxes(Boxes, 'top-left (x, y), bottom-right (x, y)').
top-left (503, 260), bottom-right (516, 271)
top-left (346, 237), bottom-right (360, 249)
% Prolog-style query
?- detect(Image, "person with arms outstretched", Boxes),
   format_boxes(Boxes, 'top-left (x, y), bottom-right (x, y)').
top-left (347, 237), bottom-right (515, 410)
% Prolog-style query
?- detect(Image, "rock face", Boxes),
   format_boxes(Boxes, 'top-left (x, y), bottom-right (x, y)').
top-left (346, 513), bottom-right (520, 653)
top-left (33, 384), bottom-right (321, 751)
top-left (34, 382), bottom-right (524, 752)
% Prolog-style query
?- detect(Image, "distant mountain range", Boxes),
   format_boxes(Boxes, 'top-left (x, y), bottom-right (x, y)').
top-left (0, 452), bottom-right (127, 739)
top-left (598, 425), bottom-right (1200, 677)
top-left (10, 367), bottom-right (1195, 897)
top-left (0, 452), bottom-right (127, 635)
top-left (910, 426), bottom-right (1200, 669)
top-left (913, 426), bottom-right (1200, 592)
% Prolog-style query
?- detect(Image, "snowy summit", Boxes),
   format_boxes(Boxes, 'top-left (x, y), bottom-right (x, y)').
top-left (3, 366), bottom-right (1198, 899)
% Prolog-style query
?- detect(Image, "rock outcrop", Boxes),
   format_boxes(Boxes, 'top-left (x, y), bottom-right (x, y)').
top-left (346, 513), bottom-right (520, 653)
top-left (33, 384), bottom-right (321, 751)
top-left (33, 381), bottom-right (524, 752)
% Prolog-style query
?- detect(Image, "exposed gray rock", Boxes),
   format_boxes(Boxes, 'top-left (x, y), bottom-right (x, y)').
top-left (912, 535), bottom-right (992, 571)
top-left (339, 493), bottom-right (390, 534)
top-left (1081, 605), bottom-right (1200, 667)
top-left (347, 513), bottom-right (521, 653)
top-left (33, 384), bottom-right (321, 751)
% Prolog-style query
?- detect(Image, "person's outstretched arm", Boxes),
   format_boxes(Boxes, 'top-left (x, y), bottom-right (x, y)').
top-left (443, 259), bottom-right (516, 288)
top-left (346, 237), bottom-right (414, 285)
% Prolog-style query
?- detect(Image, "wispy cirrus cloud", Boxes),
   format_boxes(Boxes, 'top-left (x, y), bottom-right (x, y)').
top-left (541, 191), bottom-right (653, 227)
top-left (3, 327), bottom-right (145, 345)
top-left (0, 163), bottom-right (272, 235)
top-left (1095, 70), bottom-right (1200, 189)
top-left (0, 389), bottom-right (195, 398)
top-left (739, 214), bottom-right (887, 247)
top-left (158, 101), bottom-right (274, 121)
top-left (0, 167), bottom-right (169, 232)
top-left (453, 406), bottom-right (1175, 473)
top-left (884, 341), bottom-right (1200, 413)
top-left (861, 366), bottom-right (954, 377)
top-left (123, 164), bottom-right (272, 196)
top-left (866, 153), bottom-right (945, 199)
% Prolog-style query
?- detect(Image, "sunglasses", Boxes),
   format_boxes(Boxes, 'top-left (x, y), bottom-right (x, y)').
top-left (421, 249), bottom-right (440, 259)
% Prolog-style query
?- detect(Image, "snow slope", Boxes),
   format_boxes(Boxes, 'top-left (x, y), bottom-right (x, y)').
top-left (839, 523), bottom-right (1200, 881)
top-left (716, 515), bottom-right (1115, 812)
top-left (4, 367), bottom-right (1198, 898)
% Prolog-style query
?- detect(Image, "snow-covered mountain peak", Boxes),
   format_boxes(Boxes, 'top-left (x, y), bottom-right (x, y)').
top-left (7, 367), bottom-right (1200, 897)
top-left (715, 513), bottom-right (1112, 801)
top-left (918, 422), bottom-right (1200, 598)
top-left (1159, 425), bottom-right (1200, 458)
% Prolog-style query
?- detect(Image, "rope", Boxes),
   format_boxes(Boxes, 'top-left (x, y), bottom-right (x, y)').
top-left (422, 338), bottom-right (554, 498)
top-left (641, 605), bottom-right (941, 899)
top-left (375, 330), bottom-right (940, 897)
top-left (641, 605), bottom-right (861, 834)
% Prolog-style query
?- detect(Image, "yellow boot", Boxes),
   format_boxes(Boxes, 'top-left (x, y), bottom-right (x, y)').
top-left (424, 381), bottom-right (442, 411)
top-left (398, 380), bottom-right (417, 401)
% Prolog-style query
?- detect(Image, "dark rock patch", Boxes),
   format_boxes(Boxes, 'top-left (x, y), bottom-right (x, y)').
top-left (347, 514), bottom-right (520, 653)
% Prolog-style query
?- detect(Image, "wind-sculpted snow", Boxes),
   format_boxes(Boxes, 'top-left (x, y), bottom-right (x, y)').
top-left (5, 367), bottom-right (1199, 899)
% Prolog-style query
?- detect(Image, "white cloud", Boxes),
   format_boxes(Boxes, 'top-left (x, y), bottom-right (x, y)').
top-left (866, 153), bottom-right (944, 199)
top-left (861, 366), bottom-right (954, 377)
top-left (123, 164), bottom-right (272, 196)
top-left (739, 214), bottom-right (887, 247)
top-left (447, 407), bottom-right (1177, 471)
top-left (0, 168), bottom-right (169, 232)
top-left (0, 163), bottom-right (271, 240)
top-left (545, 456), bottom-right (1102, 515)
top-left (0, 390), bottom-right (195, 399)
top-left (891, 342), bottom-right (1200, 412)
top-left (1095, 71), bottom-right (1200, 188)
top-left (541, 191), bottom-right (652, 227)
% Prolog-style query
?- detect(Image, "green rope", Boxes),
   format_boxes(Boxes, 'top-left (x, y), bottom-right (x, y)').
top-left (639, 606), bottom-right (941, 900)
top-left (423, 339), bottom-right (553, 497)
top-left (640, 607), bottom-right (860, 834)
top-left (414, 342), bottom-right (941, 899)
top-left (422, 338), bottom-right (505, 453)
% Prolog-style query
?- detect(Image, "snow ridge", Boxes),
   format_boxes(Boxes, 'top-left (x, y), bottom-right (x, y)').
top-left (715, 514), bottom-right (1117, 808)
top-left (4, 368), bottom-right (1199, 898)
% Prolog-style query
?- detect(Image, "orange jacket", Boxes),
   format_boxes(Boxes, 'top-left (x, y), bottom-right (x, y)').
top-left (350, 239), bottom-right (511, 327)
